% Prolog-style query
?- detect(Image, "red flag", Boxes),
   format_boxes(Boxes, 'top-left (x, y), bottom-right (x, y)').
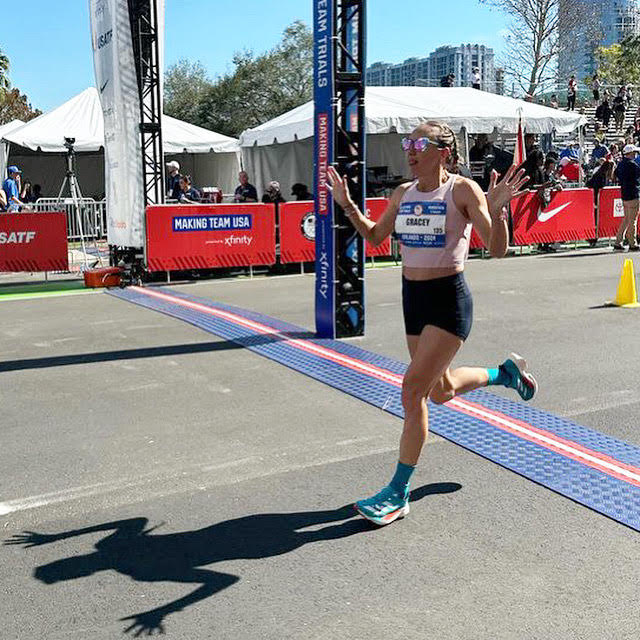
top-left (514, 110), bottom-right (525, 166)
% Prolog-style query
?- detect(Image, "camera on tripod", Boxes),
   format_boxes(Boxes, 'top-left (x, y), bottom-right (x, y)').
top-left (63, 137), bottom-right (76, 150)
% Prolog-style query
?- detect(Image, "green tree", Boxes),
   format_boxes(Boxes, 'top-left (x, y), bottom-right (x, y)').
top-left (0, 88), bottom-right (41, 124)
top-left (163, 59), bottom-right (212, 124)
top-left (0, 47), bottom-right (9, 93)
top-left (197, 20), bottom-right (313, 137)
top-left (596, 36), bottom-right (640, 87)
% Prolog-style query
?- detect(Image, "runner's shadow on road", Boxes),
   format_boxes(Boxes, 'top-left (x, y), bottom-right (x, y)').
top-left (4, 482), bottom-right (460, 636)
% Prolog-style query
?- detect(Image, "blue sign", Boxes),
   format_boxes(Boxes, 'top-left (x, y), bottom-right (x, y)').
top-left (314, 0), bottom-right (335, 338)
top-left (172, 214), bottom-right (252, 232)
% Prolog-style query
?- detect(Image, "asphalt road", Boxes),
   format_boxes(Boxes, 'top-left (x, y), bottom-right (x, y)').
top-left (1, 249), bottom-right (639, 639)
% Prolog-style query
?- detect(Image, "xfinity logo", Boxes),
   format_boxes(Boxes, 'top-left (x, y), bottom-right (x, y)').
top-left (225, 235), bottom-right (253, 247)
top-left (318, 251), bottom-right (330, 299)
top-left (0, 231), bottom-right (36, 244)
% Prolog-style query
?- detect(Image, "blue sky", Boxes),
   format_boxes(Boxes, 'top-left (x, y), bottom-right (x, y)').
top-left (1, 0), bottom-right (509, 112)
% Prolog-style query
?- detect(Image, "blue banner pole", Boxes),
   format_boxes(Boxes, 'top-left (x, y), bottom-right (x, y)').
top-left (313, 0), bottom-right (336, 338)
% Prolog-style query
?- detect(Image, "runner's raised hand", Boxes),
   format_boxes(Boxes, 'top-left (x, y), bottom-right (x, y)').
top-left (486, 165), bottom-right (529, 215)
top-left (326, 166), bottom-right (356, 210)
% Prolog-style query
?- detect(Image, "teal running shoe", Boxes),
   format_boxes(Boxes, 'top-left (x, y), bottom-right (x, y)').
top-left (354, 485), bottom-right (409, 526)
top-left (501, 352), bottom-right (538, 401)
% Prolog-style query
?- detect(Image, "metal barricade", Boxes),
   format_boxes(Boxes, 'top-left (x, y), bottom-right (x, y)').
top-left (33, 198), bottom-right (107, 241)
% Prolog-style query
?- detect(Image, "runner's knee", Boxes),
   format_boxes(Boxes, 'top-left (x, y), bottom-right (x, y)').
top-left (429, 379), bottom-right (454, 405)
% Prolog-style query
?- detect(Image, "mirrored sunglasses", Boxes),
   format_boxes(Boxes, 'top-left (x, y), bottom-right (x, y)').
top-left (401, 136), bottom-right (440, 152)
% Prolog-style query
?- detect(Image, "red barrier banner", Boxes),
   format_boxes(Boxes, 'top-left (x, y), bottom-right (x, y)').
top-left (597, 186), bottom-right (624, 238)
top-left (0, 212), bottom-right (68, 271)
top-left (279, 201), bottom-right (316, 263)
top-left (511, 188), bottom-right (595, 245)
top-left (145, 204), bottom-right (276, 271)
top-left (279, 199), bottom-right (393, 264)
top-left (364, 198), bottom-right (392, 258)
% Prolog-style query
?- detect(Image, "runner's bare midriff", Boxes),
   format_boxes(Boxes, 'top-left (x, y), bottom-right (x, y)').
top-left (402, 265), bottom-right (463, 281)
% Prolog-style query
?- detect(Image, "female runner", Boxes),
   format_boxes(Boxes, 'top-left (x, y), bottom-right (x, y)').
top-left (327, 121), bottom-right (538, 526)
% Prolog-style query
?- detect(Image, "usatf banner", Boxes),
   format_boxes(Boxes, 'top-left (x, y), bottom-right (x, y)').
top-left (89, 0), bottom-right (144, 247)
top-left (145, 204), bottom-right (276, 271)
top-left (313, 0), bottom-right (335, 337)
top-left (511, 188), bottom-right (595, 245)
top-left (0, 213), bottom-right (68, 272)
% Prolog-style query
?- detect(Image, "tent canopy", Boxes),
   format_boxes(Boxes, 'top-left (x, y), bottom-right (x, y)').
top-left (240, 87), bottom-right (587, 147)
top-left (3, 87), bottom-right (239, 154)
top-left (0, 119), bottom-right (25, 138)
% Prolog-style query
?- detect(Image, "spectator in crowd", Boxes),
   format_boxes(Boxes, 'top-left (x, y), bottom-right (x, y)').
top-left (31, 183), bottom-right (42, 203)
top-left (558, 155), bottom-right (580, 182)
top-left (587, 155), bottom-right (614, 211)
top-left (591, 73), bottom-right (600, 105)
top-left (626, 84), bottom-right (634, 109)
top-left (613, 88), bottom-right (626, 132)
top-left (468, 133), bottom-right (513, 190)
top-left (534, 156), bottom-right (564, 252)
top-left (177, 175), bottom-right (201, 204)
top-left (291, 183), bottom-right (313, 201)
top-left (20, 179), bottom-right (34, 203)
top-left (613, 144), bottom-right (640, 251)
top-left (234, 171), bottom-right (258, 203)
top-left (440, 73), bottom-right (455, 87)
top-left (550, 94), bottom-right (559, 109)
top-left (593, 121), bottom-right (607, 145)
top-left (471, 67), bottom-right (481, 90)
top-left (609, 142), bottom-right (622, 165)
top-left (596, 97), bottom-right (612, 129)
top-left (590, 139), bottom-right (608, 169)
top-left (261, 180), bottom-right (286, 205)
top-left (0, 186), bottom-right (7, 211)
top-left (567, 75), bottom-right (577, 111)
top-left (2, 165), bottom-right (24, 212)
top-left (165, 160), bottom-right (182, 200)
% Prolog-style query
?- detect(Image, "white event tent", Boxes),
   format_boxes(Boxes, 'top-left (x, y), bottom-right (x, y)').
top-left (2, 88), bottom-right (241, 198)
top-left (240, 87), bottom-right (588, 196)
top-left (0, 119), bottom-right (26, 184)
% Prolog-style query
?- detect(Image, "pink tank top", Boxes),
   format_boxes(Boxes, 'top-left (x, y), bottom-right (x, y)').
top-left (394, 175), bottom-right (472, 269)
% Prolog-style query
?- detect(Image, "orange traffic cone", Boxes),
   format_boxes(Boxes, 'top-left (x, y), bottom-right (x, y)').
top-left (610, 259), bottom-right (640, 308)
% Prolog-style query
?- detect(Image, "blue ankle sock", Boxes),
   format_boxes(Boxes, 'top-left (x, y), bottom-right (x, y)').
top-left (389, 462), bottom-right (415, 495)
top-left (487, 364), bottom-right (510, 386)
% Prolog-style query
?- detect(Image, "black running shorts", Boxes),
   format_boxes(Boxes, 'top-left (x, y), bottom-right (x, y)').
top-left (401, 272), bottom-right (473, 341)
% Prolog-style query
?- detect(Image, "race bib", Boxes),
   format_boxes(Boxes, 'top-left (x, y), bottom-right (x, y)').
top-left (395, 201), bottom-right (447, 248)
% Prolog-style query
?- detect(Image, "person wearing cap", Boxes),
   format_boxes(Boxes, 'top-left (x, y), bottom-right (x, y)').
top-left (613, 144), bottom-right (640, 251)
top-left (261, 180), bottom-right (286, 205)
top-left (234, 171), bottom-right (258, 203)
top-left (166, 160), bottom-right (182, 200)
top-left (2, 166), bottom-right (24, 212)
top-left (291, 183), bottom-right (313, 201)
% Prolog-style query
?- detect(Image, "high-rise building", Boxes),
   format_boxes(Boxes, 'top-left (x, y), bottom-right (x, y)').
top-left (365, 44), bottom-right (502, 94)
top-left (558, 0), bottom-right (640, 84)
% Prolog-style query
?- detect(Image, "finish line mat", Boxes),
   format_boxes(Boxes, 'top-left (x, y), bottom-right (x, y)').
top-left (109, 285), bottom-right (640, 531)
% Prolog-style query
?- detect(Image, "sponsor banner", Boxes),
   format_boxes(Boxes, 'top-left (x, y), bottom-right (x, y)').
top-left (279, 199), bottom-right (393, 264)
top-left (469, 228), bottom-right (484, 250)
top-left (511, 188), bottom-right (595, 245)
top-left (280, 201), bottom-right (316, 263)
top-left (313, 0), bottom-right (335, 337)
top-left (145, 204), bottom-right (275, 271)
top-left (0, 213), bottom-right (68, 271)
top-left (597, 186), bottom-right (624, 238)
top-left (89, 0), bottom-right (144, 247)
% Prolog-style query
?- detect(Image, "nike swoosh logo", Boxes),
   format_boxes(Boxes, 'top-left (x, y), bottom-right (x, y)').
top-left (537, 201), bottom-right (572, 222)
top-left (100, 80), bottom-right (109, 94)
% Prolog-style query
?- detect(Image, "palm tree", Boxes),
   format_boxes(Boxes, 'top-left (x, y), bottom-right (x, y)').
top-left (0, 48), bottom-right (10, 92)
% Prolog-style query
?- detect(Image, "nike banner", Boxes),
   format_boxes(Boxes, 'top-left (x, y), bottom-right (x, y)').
top-left (89, 0), bottom-right (144, 247)
top-left (597, 187), bottom-right (624, 238)
top-left (511, 188), bottom-right (595, 244)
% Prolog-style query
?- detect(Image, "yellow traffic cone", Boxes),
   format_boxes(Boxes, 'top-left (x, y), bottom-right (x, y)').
top-left (611, 259), bottom-right (640, 308)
